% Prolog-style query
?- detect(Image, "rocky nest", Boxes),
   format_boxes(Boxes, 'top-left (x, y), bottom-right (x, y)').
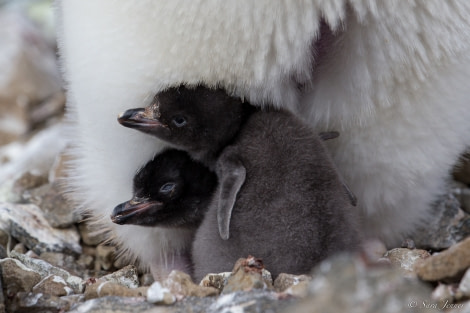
top-left (3, 3), bottom-right (470, 313)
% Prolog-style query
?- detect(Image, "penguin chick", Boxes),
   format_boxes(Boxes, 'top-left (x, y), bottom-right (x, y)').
top-left (119, 92), bottom-right (357, 207)
top-left (111, 149), bottom-right (217, 228)
top-left (118, 85), bottom-right (254, 168)
top-left (119, 85), bottom-right (361, 280)
top-left (194, 110), bottom-right (361, 280)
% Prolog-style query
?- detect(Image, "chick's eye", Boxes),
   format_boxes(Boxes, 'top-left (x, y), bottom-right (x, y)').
top-left (159, 182), bottom-right (176, 194)
top-left (172, 116), bottom-right (187, 127)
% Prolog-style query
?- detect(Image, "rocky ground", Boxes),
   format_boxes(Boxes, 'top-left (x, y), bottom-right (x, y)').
top-left (3, 2), bottom-right (470, 313)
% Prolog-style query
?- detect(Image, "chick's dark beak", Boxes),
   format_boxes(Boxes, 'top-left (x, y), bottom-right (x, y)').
top-left (117, 107), bottom-right (170, 136)
top-left (111, 198), bottom-right (164, 226)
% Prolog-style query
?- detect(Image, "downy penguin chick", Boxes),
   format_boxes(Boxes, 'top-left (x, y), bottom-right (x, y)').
top-left (118, 85), bottom-right (254, 168)
top-left (111, 149), bottom-right (217, 228)
top-left (118, 85), bottom-right (361, 280)
top-left (119, 87), bottom-right (357, 206)
top-left (111, 149), bottom-right (217, 275)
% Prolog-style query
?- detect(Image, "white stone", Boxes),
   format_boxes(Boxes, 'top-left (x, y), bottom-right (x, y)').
top-left (147, 281), bottom-right (176, 305)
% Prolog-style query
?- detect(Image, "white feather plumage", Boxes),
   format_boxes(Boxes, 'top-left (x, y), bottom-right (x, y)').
top-left (55, 0), bottom-right (470, 274)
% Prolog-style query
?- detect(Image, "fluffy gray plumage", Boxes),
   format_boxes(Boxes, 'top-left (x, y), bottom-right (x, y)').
top-left (193, 109), bottom-right (361, 280)
top-left (119, 85), bottom-right (361, 280)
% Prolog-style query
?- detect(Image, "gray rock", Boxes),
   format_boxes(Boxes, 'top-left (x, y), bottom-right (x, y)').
top-left (84, 280), bottom-right (148, 300)
top-left (281, 280), bottom-right (310, 299)
top-left (199, 272), bottom-right (231, 291)
top-left (149, 293), bottom-right (287, 313)
top-left (39, 252), bottom-right (81, 275)
top-left (205, 290), bottom-right (294, 313)
top-left (412, 193), bottom-right (470, 250)
top-left (282, 253), bottom-right (433, 313)
top-left (273, 273), bottom-right (311, 298)
top-left (0, 202), bottom-right (81, 255)
top-left (81, 265), bottom-right (153, 301)
top-left (383, 248), bottom-right (431, 276)
top-left (273, 273), bottom-right (312, 293)
top-left (151, 296), bottom-right (215, 313)
top-left (100, 265), bottom-right (140, 289)
top-left (11, 251), bottom-right (85, 294)
top-left (9, 292), bottom-right (83, 313)
top-left (68, 296), bottom-right (155, 313)
top-left (415, 237), bottom-right (470, 282)
top-left (26, 181), bottom-right (81, 228)
top-left (0, 258), bottom-right (42, 294)
top-left (32, 274), bottom-right (74, 297)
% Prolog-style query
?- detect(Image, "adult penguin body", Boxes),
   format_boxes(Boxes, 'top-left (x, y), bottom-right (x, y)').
top-left (56, 1), bottom-right (470, 277)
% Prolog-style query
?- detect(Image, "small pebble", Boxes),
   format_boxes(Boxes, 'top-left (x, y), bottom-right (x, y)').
top-left (84, 280), bottom-right (148, 300)
top-left (163, 270), bottom-right (219, 300)
top-left (100, 265), bottom-right (139, 289)
top-left (222, 256), bottom-right (273, 294)
top-left (273, 273), bottom-right (312, 293)
top-left (200, 272), bottom-right (232, 291)
top-left (146, 281), bottom-right (176, 305)
top-left (383, 248), bottom-right (430, 276)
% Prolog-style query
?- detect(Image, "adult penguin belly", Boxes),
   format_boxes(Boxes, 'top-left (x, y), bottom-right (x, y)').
top-left (56, 0), bottom-right (470, 277)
